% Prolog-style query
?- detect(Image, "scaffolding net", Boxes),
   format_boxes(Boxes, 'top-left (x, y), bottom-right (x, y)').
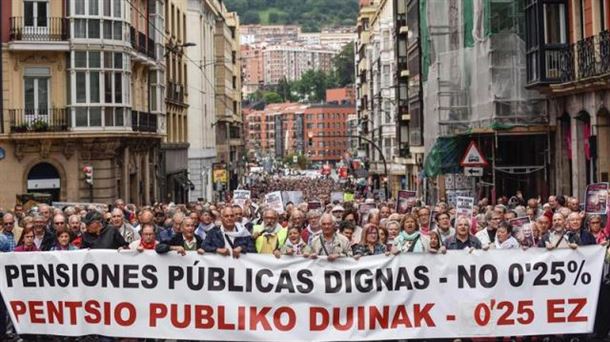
top-left (421, 0), bottom-right (547, 155)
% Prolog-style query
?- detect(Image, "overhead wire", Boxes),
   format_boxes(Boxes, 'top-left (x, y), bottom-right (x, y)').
top-left (125, 0), bottom-right (239, 116)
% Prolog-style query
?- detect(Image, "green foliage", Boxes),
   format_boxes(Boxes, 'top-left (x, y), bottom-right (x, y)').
top-left (263, 91), bottom-right (284, 104)
top-left (224, 0), bottom-right (358, 32)
top-left (283, 153), bottom-right (311, 170)
top-left (332, 42), bottom-right (355, 87)
top-left (290, 70), bottom-right (337, 102)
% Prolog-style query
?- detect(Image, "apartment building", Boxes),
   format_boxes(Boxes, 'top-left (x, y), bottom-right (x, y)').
top-left (215, 10), bottom-right (243, 193)
top-left (526, 0), bottom-right (610, 198)
top-left (0, 0), bottom-right (165, 207)
top-left (356, 0), bottom-right (413, 197)
top-left (162, 0), bottom-right (191, 203)
top-left (262, 45), bottom-right (336, 85)
top-left (186, 0), bottom-right (222, 202)
top-left (244, 102), bottom-right (353, 164)
top-left (240, 44), bottom-right (263, 96)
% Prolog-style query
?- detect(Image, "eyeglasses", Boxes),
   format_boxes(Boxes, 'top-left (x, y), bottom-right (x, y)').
top-left (591, 221), bottom-right (602, 224)
top-left (3, 222), bottom-right (14, 226)
top-left (54, 222), bottom-right (65, 225)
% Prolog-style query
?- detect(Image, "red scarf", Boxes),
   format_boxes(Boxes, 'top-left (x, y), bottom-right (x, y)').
top-left (140, 240), bottom-right (156, 250)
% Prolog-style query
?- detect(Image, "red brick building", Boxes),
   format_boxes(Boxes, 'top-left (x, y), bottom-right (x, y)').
top-left (244, 102), bottom-right (355, 163)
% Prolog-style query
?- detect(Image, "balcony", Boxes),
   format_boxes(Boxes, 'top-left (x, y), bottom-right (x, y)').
top-left (9, 17), bottom-right (68, 41)
top-left (131, 111), bottom-right (158, 133)
top-left (7, 108), bottom-right (69, 134)
top-left (130, 26), bottom-right (156, 61)
top-left (530, 30), bottom-right (610, 87)
top-left (8, 17), bottom-right (69, 51)
top-left (166, 82), bottom-right (185, 105)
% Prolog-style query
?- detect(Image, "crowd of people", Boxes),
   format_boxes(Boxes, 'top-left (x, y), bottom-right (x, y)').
top-left (0, 184), bottom-right (609, 341)
top-left (244, 174), bottom-right (347, 202)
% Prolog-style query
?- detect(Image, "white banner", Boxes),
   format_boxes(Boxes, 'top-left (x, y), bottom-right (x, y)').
top-left (0, 247), bottom-right (605, 341)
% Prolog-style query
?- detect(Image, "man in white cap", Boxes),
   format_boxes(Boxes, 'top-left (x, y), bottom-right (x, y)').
top-left (331, 205), bottom-right (345, 220)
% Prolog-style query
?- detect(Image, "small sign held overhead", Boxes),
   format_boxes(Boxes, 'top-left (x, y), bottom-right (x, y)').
top-left (460, 141), bottom-right (489, 167)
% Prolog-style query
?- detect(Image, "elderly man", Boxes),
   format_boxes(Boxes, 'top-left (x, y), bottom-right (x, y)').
top-left (69, 214), bottom-right (84, 247)
top-left (309, 213), bottom-right (352, 261)
top-left (2, 213), bottom-right (21, 251)
top-left (38, 204), bottom-right (53, 230)
top-left (566, 212), bottom-right (595, 246)
top-left (331, 205), bottom-right (345, 220)
top-left (81, 211), bottom-right (127, 249)
top-left (203, 207), bottom-right (254, 258)
top-left (567, 197), bottom-right (580, 213)
top-left (127, 223), bottom-right (158, 252)
top-left (110, 208), bottom-right (140, 244)
top-left (539, 213), bottom-right (575, 249)
top-left (302, 210), bottom-right (323, 245)
top-left (33, 214), bottom-right (56, 251)
top-left (232, 204), bottom-right (253, 232)
top-left (52, 213), bottom-right (68, 235)
top-left (445, 216), bottom-right (482, 250)
top-left (159, 212), bottom-right (184, 243)
top-left (167, 217), bottom-right (204, 255)
top-left (252, 208), bottom-right (287, 254)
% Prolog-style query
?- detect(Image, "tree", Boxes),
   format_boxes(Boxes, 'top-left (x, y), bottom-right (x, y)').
top-left (292, 70), bottom-right (337, 102)
top-left (241, 10), bottom-right (261, 24)
top-left (284, 153), bottom-right (311, 170)
top-left (277, 77), bottom-right (297, 102)
top-left (263, 91), bottom-right (283, 104)
top-left (332, 42), bottom-right (355, 87)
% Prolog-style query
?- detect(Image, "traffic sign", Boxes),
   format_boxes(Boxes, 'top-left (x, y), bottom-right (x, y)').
top-left (460, 141), bottom-right (489, 167)
top-left (464, 167), bottom-right (483, 177)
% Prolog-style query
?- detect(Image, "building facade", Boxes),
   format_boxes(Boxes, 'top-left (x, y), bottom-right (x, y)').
top-left (162, 0), bottom-right (191, 203)
top-left (215, 10), bottom-right (243, 194)
top-left (186, 0), bottom-right (222, 202)
top-left (526, 0), bottom-right (610, 199)
top-left (420, 0), bottom-right (548, 203)
top-left (262, 45), bottom-right (337, 85)
top-left (0, 0), bottom-right (165, 208)
top-left (356, 0), bottom-right (415, 197)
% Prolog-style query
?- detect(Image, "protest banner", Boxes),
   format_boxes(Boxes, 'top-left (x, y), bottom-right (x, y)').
top-left (265, 191), bottom-right (285, 214)
top-left (584, 183), bottom-right (608, 215)
top-left (455, 196), bottom-right (474, 219)
top-left (396, 190), bottom-right (417, 214)
top-left (330, 192), bottom-right (344, 203)
top-left (0, 247), bottom-right (604, 341)
top-left (509, 217), bottom-right (535, 248)
top-left (232, 190), bottom-right (251, 209)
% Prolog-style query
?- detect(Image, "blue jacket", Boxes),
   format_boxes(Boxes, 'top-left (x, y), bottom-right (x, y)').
top-left (569, 229), bottom-right (596, 246)
top-left (202, 226), bottom-right (256, 254)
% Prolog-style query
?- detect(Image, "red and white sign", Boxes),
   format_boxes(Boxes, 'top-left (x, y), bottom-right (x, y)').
top-left (0, 247), bottom-right (605, 340)
top-left (460, 141), bottom-right (489, 167)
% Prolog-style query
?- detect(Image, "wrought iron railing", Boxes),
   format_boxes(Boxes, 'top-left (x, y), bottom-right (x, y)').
top-left (9, 17), bottom-right (68, 41)
top-left (560, 30), bottom-right (610, 82)
top-left (167, 82), bottom-right (185, 104)
top-left (131, 111), bottom-right (158, 133)
top-left (7, 108), bottom-right (69, 133)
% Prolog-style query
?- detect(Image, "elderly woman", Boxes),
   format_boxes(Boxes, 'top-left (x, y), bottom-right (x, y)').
top-left (392, 214), bottom-right (430, 253)
top-left (494, 222), bottom-right (520, 249)
top-left (352, 223), bottom-right (387, 258)
top-left (587, 215), bottom-right (607, 245)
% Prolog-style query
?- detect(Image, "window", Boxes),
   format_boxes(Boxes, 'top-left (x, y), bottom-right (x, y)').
top-left (543, 3), bottom-right (566, 44)
top-left (24, 0), bottom-right (48, 28)
top-left (71, 51), bottom-right (129, 127)
top-left (24, 67), bottom-right (50, 116)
